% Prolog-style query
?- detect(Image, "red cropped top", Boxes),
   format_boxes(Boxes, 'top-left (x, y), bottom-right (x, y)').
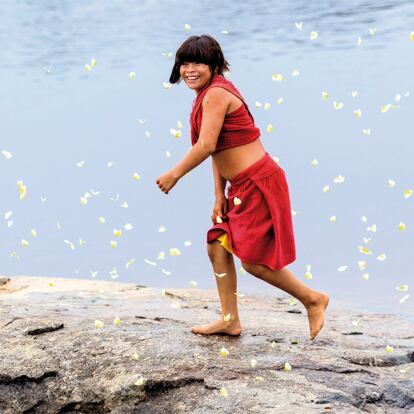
top-left (190, 74), bottom-right (261, 154)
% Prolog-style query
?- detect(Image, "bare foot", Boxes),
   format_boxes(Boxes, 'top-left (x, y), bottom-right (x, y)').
top-left (191, 319), bottom-right (242, 336)
top-left (305, 292), bottom-right (329, 340)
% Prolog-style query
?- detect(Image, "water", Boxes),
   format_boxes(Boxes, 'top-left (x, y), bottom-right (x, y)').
top-left (1, 0), bottom-right (413, 323)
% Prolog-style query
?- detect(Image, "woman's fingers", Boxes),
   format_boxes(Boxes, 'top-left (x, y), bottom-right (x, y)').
top-left (212, 211), bottom-right (219, 223)
top-left (214, 209), bottom-right (223, 217)
top-left (212, 200), bottom-right (228, 223)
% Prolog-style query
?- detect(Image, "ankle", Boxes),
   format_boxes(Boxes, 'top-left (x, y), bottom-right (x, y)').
top-left (221, 313), bottom-right (240, 323)
top-left (303, 291), bottom-right (325, 308)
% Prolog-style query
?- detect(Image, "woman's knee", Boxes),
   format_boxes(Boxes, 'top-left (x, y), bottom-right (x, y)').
top-left (207, 240), bottom-right (230, 262)
top-left (241, 261), bottom-right (266, 277)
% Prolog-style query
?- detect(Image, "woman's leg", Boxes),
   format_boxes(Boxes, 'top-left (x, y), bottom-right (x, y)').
top-left (241, 262), bottom-right (329, 340)
top-left (191, 240), bottom-right (242, 335)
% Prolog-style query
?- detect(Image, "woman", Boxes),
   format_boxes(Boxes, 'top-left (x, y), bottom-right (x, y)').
top-left (156, 34), bottom-right (329, 339)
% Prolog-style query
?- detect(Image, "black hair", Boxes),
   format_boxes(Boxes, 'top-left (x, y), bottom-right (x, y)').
top-left (169, 34), bottom-right (230, 84)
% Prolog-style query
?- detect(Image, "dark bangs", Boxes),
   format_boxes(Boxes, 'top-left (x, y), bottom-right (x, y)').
top-left (169, 34), bottom-right (230, 84)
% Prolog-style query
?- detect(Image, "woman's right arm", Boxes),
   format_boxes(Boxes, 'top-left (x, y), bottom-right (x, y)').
top-left (212, 158), bottom-right (227, 197)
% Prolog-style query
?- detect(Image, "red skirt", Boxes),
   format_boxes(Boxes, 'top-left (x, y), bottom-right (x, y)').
top-left (207, 152), bottom-right (296, 271)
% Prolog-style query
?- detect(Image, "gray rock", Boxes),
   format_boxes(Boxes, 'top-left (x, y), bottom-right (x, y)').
top-left (0, 276), bottom-right (413, 413)
top-left (25, 322), bottom-right (64, 336)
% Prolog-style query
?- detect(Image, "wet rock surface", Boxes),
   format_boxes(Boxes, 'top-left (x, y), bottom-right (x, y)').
top-left (0, 276), bottom-right (413, 413)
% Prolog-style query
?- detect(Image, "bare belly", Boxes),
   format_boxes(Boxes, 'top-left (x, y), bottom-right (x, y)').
top-left (212, 138), bottom-right (266, 181)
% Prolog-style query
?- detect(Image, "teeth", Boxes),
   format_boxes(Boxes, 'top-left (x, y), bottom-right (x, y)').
top-left (187, 77), bottom-right (199, 80)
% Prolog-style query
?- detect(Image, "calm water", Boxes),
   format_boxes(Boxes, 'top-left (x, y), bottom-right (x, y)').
top-left (1, 1), bottom-right (413, 322)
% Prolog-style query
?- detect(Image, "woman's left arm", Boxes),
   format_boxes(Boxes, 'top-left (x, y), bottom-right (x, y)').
top-left (156, 88), bottom-right (230, 194)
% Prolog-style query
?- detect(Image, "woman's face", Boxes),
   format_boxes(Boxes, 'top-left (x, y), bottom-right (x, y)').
top-left (179, 62), bottom-right (213, 93)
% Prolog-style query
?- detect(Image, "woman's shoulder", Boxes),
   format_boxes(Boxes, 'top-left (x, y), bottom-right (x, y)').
top-left (204, 84), bottom-right (233, 97)
top-left (194, 75), bottom-right (243, 115)
top-left (202, 84), bottom-right (235, 108)
top-left (201, 87), bottom-right (233, 115)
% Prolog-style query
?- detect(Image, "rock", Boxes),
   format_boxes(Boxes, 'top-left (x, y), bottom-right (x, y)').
top-left (25, 322), bottom-right (64, 336)
top-left (286, 309), bottom-right (302, 314)
top-left (0, 275), bottom-right (413, 413)
top-left (343, 352), bottom-right (414, 367)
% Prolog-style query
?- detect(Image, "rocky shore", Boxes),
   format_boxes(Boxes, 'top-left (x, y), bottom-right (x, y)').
top-left (0, 275), bottom-right (413, 413)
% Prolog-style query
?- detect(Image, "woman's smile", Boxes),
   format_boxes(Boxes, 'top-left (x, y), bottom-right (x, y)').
top-left (180, 62), bottom-right (212, 92)
top-left (186, 76), bottom-right (200, 83)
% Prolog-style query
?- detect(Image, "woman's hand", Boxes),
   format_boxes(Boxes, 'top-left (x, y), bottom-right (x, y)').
top-left (211, 193), bottom-right (228, 224)
top-left (156, 170), bottom-right (179, 194)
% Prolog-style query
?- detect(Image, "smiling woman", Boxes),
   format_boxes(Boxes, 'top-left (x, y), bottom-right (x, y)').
top-left (169, 34), bottom-right (230, 86)
top-left (156, 34), bottom-right (329, 340)
top-left (180, 62), bottom-right (213, 94)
